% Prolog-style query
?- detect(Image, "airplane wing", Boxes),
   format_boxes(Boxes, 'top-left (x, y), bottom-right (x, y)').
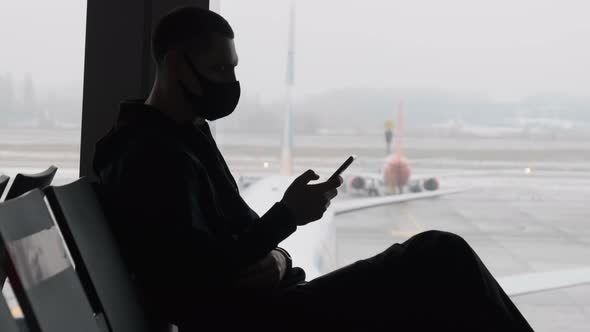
top-left (333, 188), bottom-right (467, 215)
top-left (346, 172), bottom-right (382, 181)
top-left (499, 267), bottom-right (590, 297)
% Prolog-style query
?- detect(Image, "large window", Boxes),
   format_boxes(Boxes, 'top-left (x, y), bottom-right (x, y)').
top-left (0, 0), bottom-right (87, 320)
top-left (0, 0), bottom-right (87, 185)
top-left (220, 1), bottom-right (590, 330)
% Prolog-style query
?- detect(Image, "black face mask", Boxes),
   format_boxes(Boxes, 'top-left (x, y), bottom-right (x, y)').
top-left (180, 54), bottom-right (241, 121)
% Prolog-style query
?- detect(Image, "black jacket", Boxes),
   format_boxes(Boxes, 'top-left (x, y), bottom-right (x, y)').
top-left (93, 100), bottom-right (298, 322)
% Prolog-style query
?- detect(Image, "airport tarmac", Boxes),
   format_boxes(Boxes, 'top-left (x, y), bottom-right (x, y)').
top-left (1, 129), bottom-right (589, 331)
top-left (335, 174), bottom-right (590, 331)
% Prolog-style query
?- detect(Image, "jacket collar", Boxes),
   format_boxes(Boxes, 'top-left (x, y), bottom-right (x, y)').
top-left (117, 99), bottom-right (213, 135)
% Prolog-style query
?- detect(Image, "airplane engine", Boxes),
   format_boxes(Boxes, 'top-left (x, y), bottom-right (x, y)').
top-left (350, 176), bottom-right (366, 190)
top-left (409, 181), bottom-right (423, 193)
top-left (423, 177), bottom-right (440, 191)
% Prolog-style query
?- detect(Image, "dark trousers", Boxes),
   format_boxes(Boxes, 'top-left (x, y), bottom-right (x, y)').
top-left (194, 231), bottom-right (534, 331)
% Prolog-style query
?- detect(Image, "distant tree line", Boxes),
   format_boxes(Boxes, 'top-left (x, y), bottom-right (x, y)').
top-left (221, 88), bottom-right (590, 135)
top-left (2, 77), bottom-right (587, 134)
top-left (0, 72), bottom-right (82, 128)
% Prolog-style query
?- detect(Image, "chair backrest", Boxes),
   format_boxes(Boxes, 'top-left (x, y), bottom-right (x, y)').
top-left (0, 294), bottom-right (20, 332)
top-left (0, 175), bottom-right (9, 199)
top-left (4, 166), bottom-right (57, 201)
top-left (0, 189), bottom-right (101, 332)
top-left (0, 175), bottom-right (12, 284)
top-left (45, 178), bottom-right (154, 332)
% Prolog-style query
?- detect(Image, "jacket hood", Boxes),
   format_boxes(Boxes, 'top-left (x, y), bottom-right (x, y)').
top-left (93, 100), bottom-right (179, 175)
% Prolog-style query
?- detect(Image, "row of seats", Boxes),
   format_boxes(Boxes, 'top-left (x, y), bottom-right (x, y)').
top-left (0, 166), bottom-right (57, 201)
top-left (1, 166), bottom-right (58, 288)
top-left (1, 166), bottom-right (58, 276)
top-left (0, 169), bottom-right (170, 331)
top-left (0, 175), bottom-right (9, 198)
top-left (0, 166), bottom-right (59, 332)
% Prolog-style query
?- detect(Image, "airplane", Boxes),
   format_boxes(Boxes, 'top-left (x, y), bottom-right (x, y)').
top-left (344, 103), bottom-right (440, 197)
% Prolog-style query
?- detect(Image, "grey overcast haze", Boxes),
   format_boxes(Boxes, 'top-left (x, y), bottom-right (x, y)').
top-left (2, 0), bottom-right (590, 104)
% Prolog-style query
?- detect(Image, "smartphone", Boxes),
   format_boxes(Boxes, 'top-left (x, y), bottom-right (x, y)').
top-left (329, 155), bottom-right (356, 180)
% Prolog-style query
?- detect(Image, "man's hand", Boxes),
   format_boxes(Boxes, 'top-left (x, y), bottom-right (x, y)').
top-left (233, 250), bottom-right (288, 291)
top-left (281, 169), bottom-right (342, 226)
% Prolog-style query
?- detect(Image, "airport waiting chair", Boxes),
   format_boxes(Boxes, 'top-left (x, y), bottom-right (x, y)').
top-left (0, 293), bottom-right (19, 332)
top-left (0, 175), bottom-right (9, 199)
top-left (45, 177), bottom-right (165, 332)
top-left (0, 189), bottom-right (101, 332)
top-left (4, 166), bottom-right (57, 201)
top-left (1, 167), bottom-right (57, 288)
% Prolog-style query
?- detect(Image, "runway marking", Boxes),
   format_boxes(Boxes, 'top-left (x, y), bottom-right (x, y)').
top-left (390, 203), bottom-right (424, 238)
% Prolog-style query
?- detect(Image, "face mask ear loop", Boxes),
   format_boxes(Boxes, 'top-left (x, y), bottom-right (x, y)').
top-left (183, 53), bottom-right (206, 87)
top-left (177, 79), bottom-right (193, 99)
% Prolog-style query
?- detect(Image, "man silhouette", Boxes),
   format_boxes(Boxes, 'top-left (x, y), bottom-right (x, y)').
top-left (93, 7), bottom-right (533, 332)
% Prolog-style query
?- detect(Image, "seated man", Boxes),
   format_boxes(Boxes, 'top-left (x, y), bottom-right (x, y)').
top-left (93, 7), bottom-right (533, 332)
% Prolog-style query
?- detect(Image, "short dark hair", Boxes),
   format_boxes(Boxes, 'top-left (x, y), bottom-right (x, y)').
top-left (152, 7), bottom-right (234, 66)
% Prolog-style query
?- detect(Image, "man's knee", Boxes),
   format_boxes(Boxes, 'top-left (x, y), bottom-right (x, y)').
top-left (406, 231), bottom-right (482, 287)
top-left (411, 230), bottom-right (465, 245)
top-left (407, 230), bottom-right (473, 260)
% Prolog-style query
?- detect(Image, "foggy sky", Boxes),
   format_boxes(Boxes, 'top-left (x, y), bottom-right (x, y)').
top-left (0, 0), bottom-right (87, 98)
top-left (2, 0), bottom-right (589, 103)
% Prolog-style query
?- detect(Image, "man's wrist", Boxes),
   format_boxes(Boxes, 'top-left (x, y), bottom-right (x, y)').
top-left (276, 201), bottom-right (298, 227)
top-left (274, 247), bottom-right (293, 271)
top-left (271, 249), bottom-right (288, 280)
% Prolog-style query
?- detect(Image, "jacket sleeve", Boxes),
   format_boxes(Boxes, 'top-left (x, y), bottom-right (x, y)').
top-left (111, 143), bottom-right (297, 292)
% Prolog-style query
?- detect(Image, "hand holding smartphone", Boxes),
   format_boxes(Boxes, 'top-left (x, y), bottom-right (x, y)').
top-left (281, 156), bottom-right (355, 225)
